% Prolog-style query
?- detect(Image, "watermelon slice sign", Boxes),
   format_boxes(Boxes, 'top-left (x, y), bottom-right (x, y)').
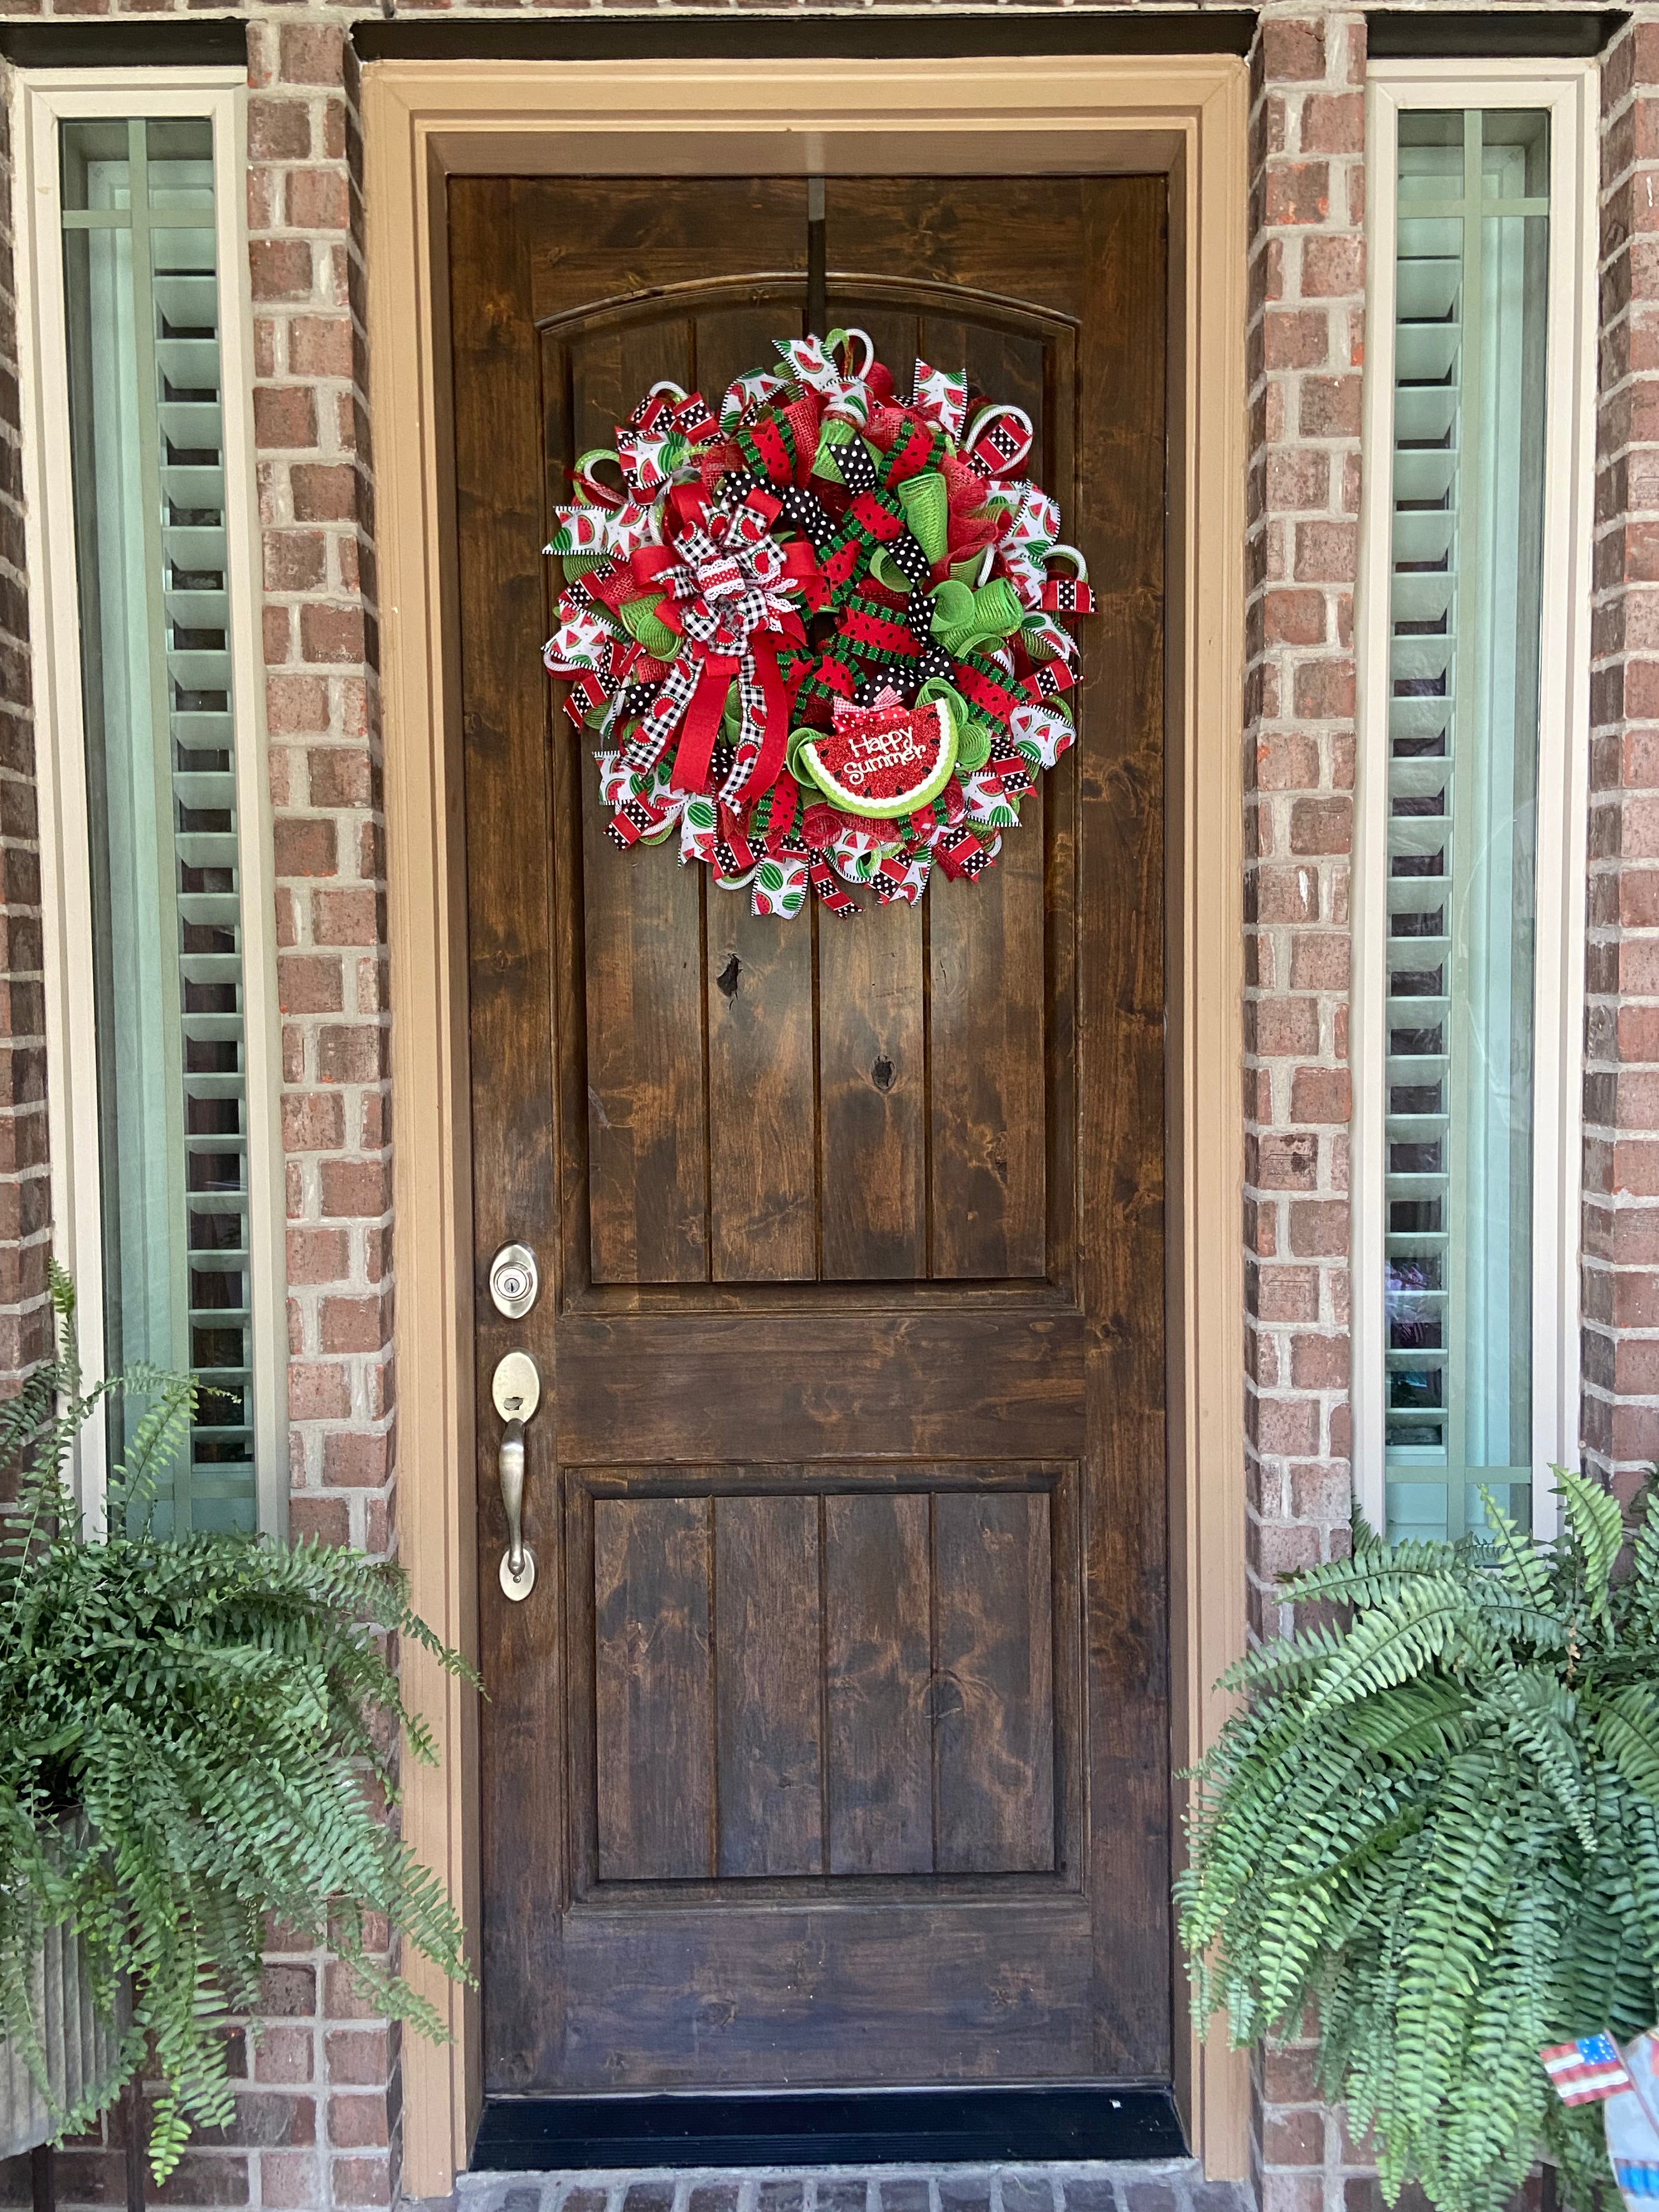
top-left (801, 693), bottom-right (959, 819)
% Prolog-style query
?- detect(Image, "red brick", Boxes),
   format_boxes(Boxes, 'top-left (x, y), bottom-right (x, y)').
top-left (287, 167), bottom-right (352, 233)
top-left (1294, 520), bottom-right (1357, 584)
top-left (275, 818), bottom-right (338, 879)
top-left (332, 2156), bottom-right (392, 2209)
top-left (300, 603), bottom-right (369, 666)
top-left (287, 1226), bottom-right (351, 1286)
top-left (291, 463), bottom-right (359, 524)
top-left (254, 385), bottom-right (319, 452)
top-left (323, 1429), bottom-right (393, 1491)
top-left (265, 530), bottom-right (327, 594)
top-left (1298, 375), bottom-right (1363, 439)
top-left (250, 239), bottom-right (314, 304)
top-left (1301, 233), bottom-right (1364, 298)
top-left (1301, 92), bottom-right (1364, 157)
top-left (1289, 1066), bottom-right (1350, 1122)
top-left (1259, 16), bottom-right (1325, 81)
top-left (279, 953), bottom-right (344, 1015)
top-left (1263, 2108), bottom-right (1325, 2165)
top-left (1289, 1199), bottom-right (1348, 1257)
top-left (1256, 1132), bottom-right (1319, 1189)
top-left (247, 97), bottom-right (312, 163)
top-left (313, 888), bottom-right (381, 946)
top-left (278, 24), bottom-right (346, 84)
top-left (1290, 1333), bottom-right (1349, 1389)
top-left (1290, 795), bottom-right (1352, 855)
top-left (1293, 657), bottom-right (1356, 721)
top-left (287, 1363), bottom-right (353, 1421)
top-left (1255, 731), bottom-right (1321, 788)
top-left (321, 1158), bottom-right (392, 1218)
top-left (324, 2030), bottom-right (392, 2087)
top-left (1251, 996), bottom-right (1320, 1056)
top-left (317, 1024), bottom-right (387, 1086)
top-left (290, 1495), bottom-right (351, 1548)
top-left (261, 2153), bottom-right (324, 2212)
top-left (1265, 162), bottom-right (1330, 228)
top-left (1262, 590), bottom-right (1327, 647)
top-left (309, 748), bottom-right (374, 809)
top-left (328, 2096), bottom-right (390, 2151)
top-left (1265, 309), bottom-right (1329, 371)
top-left (321, 1297), bottom-right (389, 1356)
top-left (267, 674), bottom-right (331, 735)
top-left (282, 1092), bottom-right (345, 1153)
top-left (254, 2029), bottom-right (315, 2087)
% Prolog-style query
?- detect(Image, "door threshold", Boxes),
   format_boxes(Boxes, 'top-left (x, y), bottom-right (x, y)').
top-left (469, 2086), bottom-right (1188, 2172)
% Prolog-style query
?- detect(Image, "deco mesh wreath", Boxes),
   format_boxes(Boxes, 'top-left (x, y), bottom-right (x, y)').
top-left (544, 328), bottom-right (1095, 919)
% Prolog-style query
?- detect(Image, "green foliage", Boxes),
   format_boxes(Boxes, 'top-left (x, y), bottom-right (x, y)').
top-left (0, 1265), bottom-right (473, 2181)
top-left (1178, 1471), bottom-right (1659, 2212)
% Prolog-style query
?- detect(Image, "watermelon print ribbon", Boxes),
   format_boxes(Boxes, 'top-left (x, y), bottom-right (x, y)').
top-left (541, 330), bottom-right (1096, 918)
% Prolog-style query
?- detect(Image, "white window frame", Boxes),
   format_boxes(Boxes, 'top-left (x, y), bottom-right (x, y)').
top-left (1353, 59), bottom-right (1597, 1543)
top-left (14, 67), bottom-right (286, 1537)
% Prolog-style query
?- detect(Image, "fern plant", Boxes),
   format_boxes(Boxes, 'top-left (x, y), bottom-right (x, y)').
top-left (0, 1267), bottom-right (472, 2181)
top-left (1176, 1469), bottom-right (1659, 2212)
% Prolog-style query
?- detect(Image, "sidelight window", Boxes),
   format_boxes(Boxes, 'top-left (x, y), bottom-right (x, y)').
top-left (1354, 66), bottom-right (1596, 1545)
top-left (19, 79), bottom-right (284, 1533)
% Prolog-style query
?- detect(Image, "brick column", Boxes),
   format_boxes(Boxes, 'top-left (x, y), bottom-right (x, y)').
top-left (0, 16), bottom-right (398, 2211)
top-left (1242, 12), bottom-right (1369, 2212)
top-left (1584, 16), bottom-right (1659, 1502)
top-left (1242, 2), bottom-right (1365, 1646)
top-left (0, 88), bottom-right (51, 1398)
top-left (246, 18), bottom-right (400, 2209)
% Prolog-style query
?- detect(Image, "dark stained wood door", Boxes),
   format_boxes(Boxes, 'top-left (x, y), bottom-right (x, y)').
top-left (450, 173), bottom-right (1169, 2097)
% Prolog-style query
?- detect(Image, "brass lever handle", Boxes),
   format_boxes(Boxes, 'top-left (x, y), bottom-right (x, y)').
top-left (491, 1350), bottom-right (541, 1602)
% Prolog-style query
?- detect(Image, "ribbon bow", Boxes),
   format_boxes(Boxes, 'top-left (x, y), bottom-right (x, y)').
top-left (622, 487), bottom-right (819, 804)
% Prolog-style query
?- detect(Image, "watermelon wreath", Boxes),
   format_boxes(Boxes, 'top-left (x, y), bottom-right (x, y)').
top-left (543, 328), bottom-right (1095, 919)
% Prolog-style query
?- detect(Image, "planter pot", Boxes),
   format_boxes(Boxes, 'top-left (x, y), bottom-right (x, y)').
top-left (0, 1825), bottom-right (125, 2159)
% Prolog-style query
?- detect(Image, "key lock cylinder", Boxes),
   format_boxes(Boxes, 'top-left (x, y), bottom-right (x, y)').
top-left (488, 1244), bottom-right (541, 1602)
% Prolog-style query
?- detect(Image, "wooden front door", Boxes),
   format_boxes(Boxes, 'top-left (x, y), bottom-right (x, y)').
top-left (450, 171), bottom-right (1169, 2102)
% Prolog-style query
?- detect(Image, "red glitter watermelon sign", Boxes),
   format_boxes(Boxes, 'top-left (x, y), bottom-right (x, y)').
top-left (543, 329), bottom-right (1094, 919)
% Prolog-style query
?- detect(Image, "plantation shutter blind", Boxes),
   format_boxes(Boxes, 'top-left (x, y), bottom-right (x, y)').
top-left (1381, 111), bottom-right (1550, 1545)
top-left (62, 119), bottom-right (257, 1532)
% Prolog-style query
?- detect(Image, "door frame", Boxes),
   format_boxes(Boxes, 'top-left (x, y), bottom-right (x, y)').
top-left (362, 53), bottom-right (1249, 2198)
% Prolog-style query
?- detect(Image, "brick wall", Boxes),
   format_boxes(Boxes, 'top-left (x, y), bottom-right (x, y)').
top-left (0, 9), bottom-right (397, 2211)
top-left (1241, 1), bottom-right (1364, 1652)
top-left (1242, 10), bottom-right (1368, 2212)
top-left (0, 87), bottom-right (50, 1400)
top-left (1585, 14), bottom-right (1659, 1501)
top-left (0, 4), bottom-right (1639, 2212)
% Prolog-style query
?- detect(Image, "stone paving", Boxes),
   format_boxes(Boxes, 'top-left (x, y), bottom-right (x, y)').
top-left (436, 2158), bottom-right (1252, 2212)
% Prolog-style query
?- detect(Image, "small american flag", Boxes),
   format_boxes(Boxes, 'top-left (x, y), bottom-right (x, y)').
top-left (1542, 2034), bottom-right (1635, 2104)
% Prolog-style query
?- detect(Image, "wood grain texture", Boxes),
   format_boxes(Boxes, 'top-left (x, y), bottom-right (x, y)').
top-left (928, 817), bottom-right (1047, 1280)
top-left (554, 1310), bottom-right (1086, 1466)
top-left (714, 1496), bottom-right (823, 1877)
top-left (594, 1498), bottom-right (715, 1880)
top-left (706, 900), bottom-right (817, 1282)
top-left (461, 170), bottom-right (1172, 2097)
top-left (531, 178), bottom-right (808, 321)
top-left (558, 1896), bottom-right (1093, 2088)
top-left (824, 1493), bottom-right (933, 1875)
top-left (1073, 176), bottom-right (1172, 2075)
top-left (933, 1491), bottom-right (1056, 1875)
top-left (451, 178), bottom-right (569, 2094)
top-left (569, 317), bottom-right (710, 1285)
top-left (817, 897), bottom-right (927, 1280)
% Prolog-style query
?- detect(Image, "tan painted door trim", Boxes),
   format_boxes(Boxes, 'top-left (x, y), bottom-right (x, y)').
top-left (363, 55), bottom-right (1249, 2198)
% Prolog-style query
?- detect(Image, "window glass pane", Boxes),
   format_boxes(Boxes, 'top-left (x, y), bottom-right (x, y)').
top-left (61, 117), bottom-right (256, 1534)
top-left (1382, 109), bottom-right (1550, 1544)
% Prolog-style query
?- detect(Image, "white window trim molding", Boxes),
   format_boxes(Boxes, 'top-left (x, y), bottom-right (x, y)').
top-left (14, 66), bottom-right (287, 1537)
top-left (1353, 58), bottom-right (1598, 1543)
